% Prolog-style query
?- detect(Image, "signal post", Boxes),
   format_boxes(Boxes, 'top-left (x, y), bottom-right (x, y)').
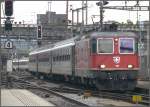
top-left (37, 25), bottom-right (42, 47)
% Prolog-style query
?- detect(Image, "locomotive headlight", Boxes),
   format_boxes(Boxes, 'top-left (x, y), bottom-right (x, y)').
top-left (100, 64), bottom-right (106, 68)
top-left (115, 38), bottom-right (118, 42)
top-left (128, 64), bottom-right (133, 68)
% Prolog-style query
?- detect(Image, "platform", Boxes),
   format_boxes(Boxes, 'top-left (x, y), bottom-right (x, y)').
top-left (136, 80), bottom-right (150, 89)
top-left (1, 89), bottom-right (55, 106)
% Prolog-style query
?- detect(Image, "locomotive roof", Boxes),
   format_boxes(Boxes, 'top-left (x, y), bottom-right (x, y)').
top-left (89, 32), bottom-right (137, 38)
top-left (29, 32), bottom-right (136, 55)
top-left (29, 37), bottom-right (76, 55)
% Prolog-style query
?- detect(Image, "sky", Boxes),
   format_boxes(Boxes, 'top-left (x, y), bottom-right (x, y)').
top-left (1, 1), bottom-right (149, 24)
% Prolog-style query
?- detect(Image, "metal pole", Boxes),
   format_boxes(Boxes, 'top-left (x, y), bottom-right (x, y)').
top-left (82, 1), bottom-right (84, 25)
top-left (72, 10), bottom-right (74, 36)
top-left (136, 1), bottom-right (139, 24)
top-left (100, 2), bottom-right (103, 31)
top-left (48, 2), bottom-right (49, 11)
top-left (48, 1), bottom-right (52, 12)
top-left (0, 1), bottom-right (2, 93)
top-left (0, 0), bottom-right (2, 29)
top-left (139, 15), bottom-right (142, 74)
top-left (147, 0), bottom-right (150, 80)
top-left (77, 10), bottom-right (79, 25)
top-left (72, 10), bottom-right (74, 27)
top-left (66, 0), bottom-right (68, 28)
top-left (85, 0), bottom-right (88, 25)
top-left (0, 1), bottom-right (1, 69)
top-left (48, 2), bottom-right (52, 24)
top-left (137, 10), bottom-right (139, 24)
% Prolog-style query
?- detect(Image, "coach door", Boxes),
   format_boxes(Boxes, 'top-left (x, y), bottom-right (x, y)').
top-left (71, 46), bottom-right (75, 79)
top-left (49, 51), bottom-right (53, 74)
top-left (36, 54), bottom-right (39, 75)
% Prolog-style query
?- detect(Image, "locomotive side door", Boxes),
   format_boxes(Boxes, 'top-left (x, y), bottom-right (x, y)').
top-left (36, 54), bottom-right (39, 76)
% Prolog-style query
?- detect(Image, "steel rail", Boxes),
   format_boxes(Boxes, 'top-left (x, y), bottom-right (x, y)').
top-left (11, 76), bottom-right (90, 107)
top-left (10, 70), bottom-right (150, 106)
top-left (8, 0), bottom-right (150, 1)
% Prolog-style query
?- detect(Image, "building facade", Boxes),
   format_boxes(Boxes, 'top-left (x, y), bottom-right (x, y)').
top-left (37, 11), bottom-right (67, 26)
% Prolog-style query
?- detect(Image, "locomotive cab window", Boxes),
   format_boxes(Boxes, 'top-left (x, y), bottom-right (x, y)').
top-left (119, 38), bottom-right (134, 54)
top-left (97, 38), bottom-right (114, 54)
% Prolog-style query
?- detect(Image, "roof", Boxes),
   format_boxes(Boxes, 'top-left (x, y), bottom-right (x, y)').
top-left (29, 37), bottom-right (76, 55)
top-left (90, 32), bottom-right (137, 38)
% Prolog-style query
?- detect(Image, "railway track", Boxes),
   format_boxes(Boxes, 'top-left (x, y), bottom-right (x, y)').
top-left (10, 70), bottom-right (149, 106)
top-left (45, 86), bottom-right (150, 106)
top-left (11, 76), bottom-right (90, 107)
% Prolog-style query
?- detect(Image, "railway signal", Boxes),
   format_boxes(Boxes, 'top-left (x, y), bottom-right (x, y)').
top-left (37, 25), bottom-right (42, 39)
top-left (5, 0), bottom-right (13, 16)
top-left (5, 17), bottom-right (12, 31)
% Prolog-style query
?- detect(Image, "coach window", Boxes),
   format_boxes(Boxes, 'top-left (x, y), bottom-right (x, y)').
top-left (63, 55), bottom-right (65, 61)
top-left (56, 56), bottom-right (58, 61)
top-left (66, 55), bottom-right (69, 60)
top-left (60, 55), bottom-right (62, 61)
top-left (53, 57), bottom-right (55, 61)
top-left (59, 56), bottom-right (61, 61)
top-left (67, 55), bottom-right (69, 61)
top-left (66, 55), bottom-right (68, 61)
top-left (61, 56), bottom-right (63, 61)
top-left (43, 58), bottom-right (48, 62)
top-left (68, 55), bottom-right (70, 60)
top-left (64, 55), bottom-right (67, 61)
top-left (119, 38), bottom-right (134, 54)
top-left (61, 55), bottom-right (63, 61)
top-left (64, 55), bottom-right (66, 61)
top-left (67, 48), bottom-right (69, 55)
top-left (97, 38), bottom-right (114, 54)
top-left (55, 56), bottom-right (57, 61)
top-left (65, 55), bottom-right (67, 60)
top-left (54, 56), bottom-right (56, 61)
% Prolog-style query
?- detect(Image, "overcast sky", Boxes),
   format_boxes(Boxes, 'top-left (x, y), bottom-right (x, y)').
top-left (1, 1), bottom-right (149, 24)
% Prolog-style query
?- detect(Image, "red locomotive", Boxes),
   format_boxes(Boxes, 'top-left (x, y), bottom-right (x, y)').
top-left (29, 32), bottom-right (139, 91)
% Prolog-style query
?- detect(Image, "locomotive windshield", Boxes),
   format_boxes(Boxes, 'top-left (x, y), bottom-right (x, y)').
top-left (97, 38), bottom-right (113, 54)
top-left (119, 38), bottom-right (134, 54)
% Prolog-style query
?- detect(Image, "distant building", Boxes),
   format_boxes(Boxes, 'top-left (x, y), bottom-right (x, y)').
top-left (37, 11), bottom-right (67, 26)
